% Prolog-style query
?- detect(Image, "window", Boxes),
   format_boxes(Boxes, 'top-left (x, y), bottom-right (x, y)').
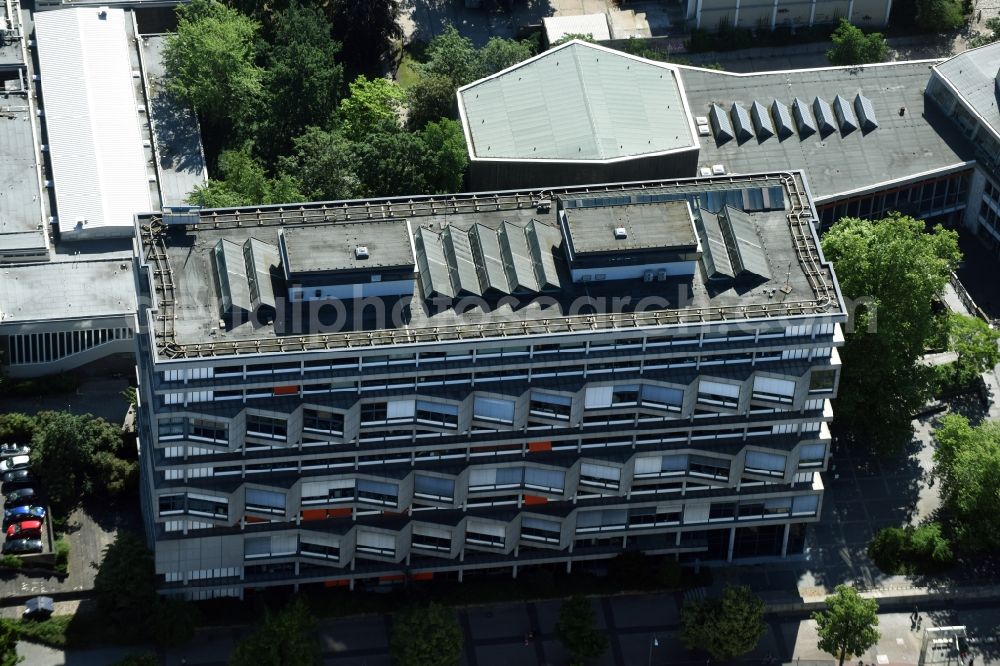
top-left (689, 455), bottom-right (730, 481)
top-left (641, 385), bottom-right (684, 411)
top-left (190, 419), bottom-right (228, 444)
top-left (697, 380), bottom-right (740, 408)
top-left (809, 370), bottom-right (837, 393)
top-left (521, 516), bottom-right (560, 543)
top-left (187, 494), bottom-right (229, 519)
top-left (524, 467), bottom-right (565, 492)
top-left (158, 494), bottom-right (184, 516)
top-left (157, 418), bottom-right (185, 440)
top-left (612, 385), bottom-right (640, 406)
top-left (415, 401), bottom-right (459, 428)
top-left (411, 525), bottom-right (452, 552)
top-left (799, 443), bottom-right (827, 467)
top-left (246, 415), bottom-right (286, 441)
top-left (764, 498), bottom-right (791, 516)
top-left (301, 479), bottom-right (355, 505)
top-left (529, 392), bottom-right (572, 420)
top-left (709, 502), bottom-right (736, 521)
top-left (244, 535), bottom-right (297, 560)
top-left (360, 402), bottom-right (388, 424)
top-left (356, 479), bottom-right (398, 506)
top-left (575, 509), bottom-right (628, 532)
top-left (792, 494), bottom-right (819, 516)
top-left (356, 531), bottom-right (396, 557)
top-left (744, 451), bottom-right (786, 477)
top-left (303, 409), bottom-right (344, 435)
top-left (579, 462), bottom-right (621, 490)
top-left (299, 541), bottom-right (339, 561)
top-left (473, 396), bottom-right (515, 424)
top-left (245, 488), bottom-right (285, 515)
top-left (634, 454), bottom-right (687, 478)
top-left (466, 521), bottom-right (505, 548)
top-left (628, 506), bottom-right (681, 528)
top-left (752, 377), bottom-right (796, 404)
top-left (469, 467), bottom-right (523, 490)
top-left (414, 475), bottom-right (455, 501)
top-left (386, 399), bottom-right (415, 423)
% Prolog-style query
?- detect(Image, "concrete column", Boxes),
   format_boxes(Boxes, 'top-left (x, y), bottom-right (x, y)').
top-left (566, 560), bottom-right (572, 573)
top-left (726, 527), bottom-right (736, 562)
top-left (512, 564), bottom-right (518, 579)
top-left (781, 523), bottom-right (791, 557)
top-left (883, 0), bottom-right (893, 24)
top-left (771, 0), bottom-right (780, 29)
top-left (458, 568), bottom-right (464, 582)
top-left (809, 0), bottom-right (817, 25)
top-left (696, 0), bottom-right (703, 29)
top-left (847, 0), bottom-right (855, 21)
top-left (734, 0), bottom-right (742, 27)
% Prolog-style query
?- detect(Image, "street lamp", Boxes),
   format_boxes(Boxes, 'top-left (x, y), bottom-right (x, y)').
top-left (648, 635), bottom-right (659, 666)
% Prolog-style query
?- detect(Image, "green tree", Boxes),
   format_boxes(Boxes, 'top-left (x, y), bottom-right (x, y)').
top-left (162, 0), bottom-right (263, 125)
top-left (338, 76), bottom-right (406, 141)
top-left (868, 523), bottom-right (953, 574)
top-left (821, 214), bottom-right (960, 450)
top-left (420, 26), bottom-right (482, 88)
top-left (419, 119), bottom-right (469, 193)
top-left (915, 0), bottom-right (965, 31)
top-left (479, 36), bottom-right (536, 74)
top-left (230, 597), bottom-right (319, 666)
top-left (556, 595), bottom-right (608, 665)
top-left (0, 412), bottom-right (34, 442)
top-left (261, 3), bottom-right (343, 158)
top-left (407, 72), bottom-right (459, 130)
top-left (0, 619), bottom-right (20, 666)
top-left (550, 33), bottom-right (598, 46)
top-left (933, 413), bottom-right (1000, 552)
top-left (353, 130), bottom-right (431, 197)
top-left (189, 149), bottom-right (305, 207)
top-left (278, 127), bottom-right (360, 201)
top-left (94, 532), bottom-right (158, 631)
top-left (152, 597), bottom-right (198, 648)
top-left (813, 585), bottom-right (880, 666)
top-left (389, 603), bottom-right (462, 666)
top-left (680, 585), bottom-right (765, 660)
top-left (826, 19), bottom-right (888, 65)
top-left (970, 17), bottom-right (1000, 47)
top-left (92, 450), bottom-right (137, 496)
top-left (948, 313), bottom-right (1000, 384)
top-left (29, 412), bottom-right (123, 514)
top-left (327, 0), bottom-right (401, 77)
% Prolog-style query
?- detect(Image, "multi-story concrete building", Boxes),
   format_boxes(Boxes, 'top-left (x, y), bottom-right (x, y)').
top-left (133, 172), bottom-right (845, 600)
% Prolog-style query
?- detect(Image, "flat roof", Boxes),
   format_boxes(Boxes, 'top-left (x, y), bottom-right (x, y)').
top-left (138, 173), bottom-right (844, 360)
top-left (542, 14), bottom-right (611, 44)
top-left (933, 43), bottom-right (1000, 140)
top-left (562, 200), bottom-right (697, 256)
top-left (35, 7), bottom-right (153, 237)
top-left (138, 34), bottom-right (207, 207)
top-left (0, 83), bottom-right (47, 253)
top-left (459, 41), bottom-right (698, 162)
top-left (0, 258), bottom-right (137, 324)
top-left (679, 62), bottom-right (973, 200)
top-left (280, 221), bottom-right (414, 275)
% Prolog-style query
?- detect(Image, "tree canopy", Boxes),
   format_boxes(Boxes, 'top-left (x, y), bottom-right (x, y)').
top-left (947, 313), bottom-right (1000, 384)
top-left (389, 603), bottom-right (463, 666)
top-left (915, 0), bottom-right (965, 31)
top-left (338, 76), bottom-right (407, 141)
top-left (556, 595), bottom-right (609, 665)
top-left (933, 413), bottom-right (1000, 552)
top-left (326, 0), bottom-right (401, 77)
top-left (230, 597), bottom-right (320, 666)
top-left (680, 585), bottom-right (766, 661)
top-left (820, 214), bottom-right (960, 450)
top-left (826, 19), bottom-right (889, 65)
top-left (161, 0), bottom-right (262, 126)
top-left (0, 620), bottom-right (19, 666)
top-left (813, 585), bottom-right (880, 666)
top-left (188, 149), bottom-right (305, 207)
top-left (278, 127), bottom-right (360, 202)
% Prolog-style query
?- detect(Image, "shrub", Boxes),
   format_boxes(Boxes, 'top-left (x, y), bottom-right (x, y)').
top-left (54, 538), bottom-right (70, 576)
top-left (0, 555), bottom-right (23, 569)
top-left (16, 616), bottom-right (72, 648)
top-left (868, 523), bottom-right (954, 574)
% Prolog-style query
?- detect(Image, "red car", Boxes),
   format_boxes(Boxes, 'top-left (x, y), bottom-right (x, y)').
top-left (6, 520), bottom-right (42, 539)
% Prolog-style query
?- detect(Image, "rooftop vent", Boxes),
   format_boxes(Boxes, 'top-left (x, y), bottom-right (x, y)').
top-left (97, 6), bottom-right (108, 18)
top-left (614, 226), bottom-right (628, 240)
top-left (355, 246), bottom-right (370, 260)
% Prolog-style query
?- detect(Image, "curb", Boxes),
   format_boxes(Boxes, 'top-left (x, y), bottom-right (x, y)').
top-left (766, 585), bottom-right (1000, 616)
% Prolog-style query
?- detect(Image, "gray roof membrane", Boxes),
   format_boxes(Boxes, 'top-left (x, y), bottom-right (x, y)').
top-left (792, 98), bottom-right (816, 137)
top-left (525, 220), bottom-right (563, 291)
top-left (695, 209), bottom-right (735, 280)
top-left (244, 238), bottom-right (279, 311)
top-left (721, 205), bottom-right (771, 280)
top-left (812, 97), bottom-right (836, 135)
top-left (832, 94), bottom-right (858, 133)
top-left (854, 93), bottom-right (878, 132)
top-left (750, 101), bottom-right (775, 139)
top-left (730, 103), bottom-right (755, 142)
top-left (470, 224), bottom-right (509, 293)
top-left (415, 227), bottom-right (456, 299)
top-left (710, 104), bottom-right (735, 142)
top-left (443, 227), bottom-right (483, 296)
top-left (770, 99), bottom-right (795, 139)
top-left (499, 221), bottom-right (540, 293)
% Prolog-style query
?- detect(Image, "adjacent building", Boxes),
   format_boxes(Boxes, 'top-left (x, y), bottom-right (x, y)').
top-left (133, 172), bottom-right (846, 599)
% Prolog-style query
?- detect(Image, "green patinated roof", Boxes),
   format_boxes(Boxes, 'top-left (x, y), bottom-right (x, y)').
top-left (459, 41), bottom-right (697, 162)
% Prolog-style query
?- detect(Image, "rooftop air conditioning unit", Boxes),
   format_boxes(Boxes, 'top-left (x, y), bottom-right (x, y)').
top-left (355, 246), bottom-right (369, 260)
top-left (657, 268), bottom-right (668, 281)
top-left (643, 270), bottom-right (654, 282)
top-left (698, 124), bottom-right (711, 136)
top-left (614, 227), bottom-right (628, 240)
top-left (712, 164), bottom-right (726, 175)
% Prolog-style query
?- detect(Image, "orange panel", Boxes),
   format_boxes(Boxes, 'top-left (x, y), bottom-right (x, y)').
top-left (301, 509), bottom-right (327, 521)
top-left (244, 515), bottom-right (268, 524)
top-left (379, 574), bottom-right (405, 583)
top-left (273, 385), bottom-right (300, 395)
top-left (411, 572), bottom-right (434, 581)
top-left (523, 495), bottom-right (548, 505)
top-left (326, 507), bottom-right (352, 518)
top-left (324, 579), bottom-right (349, 588)
top-left (528, 441), bottom-right (552, 452)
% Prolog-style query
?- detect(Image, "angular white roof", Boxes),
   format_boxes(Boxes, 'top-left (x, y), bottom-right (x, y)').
top-left (35, 8), bottom-right (152, 239)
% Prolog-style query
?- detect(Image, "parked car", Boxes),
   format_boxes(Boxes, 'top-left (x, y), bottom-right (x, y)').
top-left (2, 538), bottom-right (42, 555)
top-left (6, 520), bottom-right (42, 539)
top-left (0, 444), bottom-right (29, 459)
top-left (2, 506), bottom-right (45, 527)
top-left (23, 596), bottom-right (53, 620)
top-left (4, 488), bottom-right (36, 506)
top-left (0, 455), bottom-right (29, 473)
top-left (1, 469), bottom-right (34, 487)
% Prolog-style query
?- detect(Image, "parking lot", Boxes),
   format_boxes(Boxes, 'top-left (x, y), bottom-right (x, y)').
top-left (2, 447), bottom-right (49, 563)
